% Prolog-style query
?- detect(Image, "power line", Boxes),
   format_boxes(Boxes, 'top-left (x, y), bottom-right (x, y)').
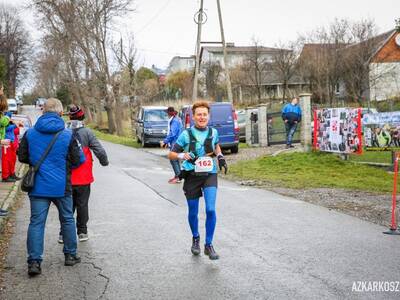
top-left (137, 48), bottom-right (190, 56)
top-left (135, 0), bottom-right (172, 36)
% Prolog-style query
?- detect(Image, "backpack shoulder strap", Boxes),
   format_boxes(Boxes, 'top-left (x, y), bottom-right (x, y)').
top-left (204, 127), bottom-right (215, 154)
top-left (207, 127), bottom-right (213, 139)
top-left (187, 128), bottom-right (196, 153)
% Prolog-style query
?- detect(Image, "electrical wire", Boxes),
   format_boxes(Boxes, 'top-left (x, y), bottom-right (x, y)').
top-left (135, 0), bottom-right (172, 36)
top-left (137, 48), bottom-right (190, 56)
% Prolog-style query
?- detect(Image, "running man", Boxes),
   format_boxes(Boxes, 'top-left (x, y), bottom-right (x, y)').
top-left (168, 101), bottom-right (227, 260)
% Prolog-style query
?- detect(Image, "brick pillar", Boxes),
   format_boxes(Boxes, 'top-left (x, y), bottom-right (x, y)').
top-left (258, 105), bottom-right (268, 147)
top-left (246, 109), bottom-right (253, 146)
top-left (299, 93), bottom-right (312, 152)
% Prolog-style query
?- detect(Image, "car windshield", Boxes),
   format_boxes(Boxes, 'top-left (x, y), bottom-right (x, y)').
top-left (237, 113), bottom-right (246, 123)
top-left (144, 110), bottom-right (168, 122)
top-left (12, 118), bottom-right (30, 127)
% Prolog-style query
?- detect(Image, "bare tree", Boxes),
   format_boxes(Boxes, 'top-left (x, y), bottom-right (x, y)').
top-left (112, 35), bottom-right (137, 134)
top-left (297, 19), bottom-right (352, 104)
top-left (204, 62), bottom-right (223, 99)
top-left (341, 19), bottom-right (379, 105)
top-left (243, 38), bottom-right (269, 101)
top-left (0, 4), bottom-right (31, 97)
top-left (271, 42), bottom-right (298, 101)
top-left (33, 0), bottom-right (134, 134)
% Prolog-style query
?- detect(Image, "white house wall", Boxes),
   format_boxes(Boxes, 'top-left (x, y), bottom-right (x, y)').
top-left (369, 62), bottom-right (400, 101)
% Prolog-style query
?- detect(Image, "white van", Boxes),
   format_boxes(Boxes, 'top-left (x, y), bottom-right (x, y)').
top-left (7, 99), bottom-right (18, 114)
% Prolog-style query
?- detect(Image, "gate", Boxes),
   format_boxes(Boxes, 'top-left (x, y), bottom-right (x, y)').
top-left (250, 111), bottom-right (259, 144)
top-left (267, 112), bottom-right (300, 145)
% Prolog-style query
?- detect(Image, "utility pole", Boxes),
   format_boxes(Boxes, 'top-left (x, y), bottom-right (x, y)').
top-left (192, 0), bottom-right (204, 102)
top-left (216, 0), bottom-right (233, 103)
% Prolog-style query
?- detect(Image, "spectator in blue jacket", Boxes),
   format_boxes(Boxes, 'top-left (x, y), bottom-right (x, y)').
top-left (282, 97), bottom-right (302, 148)
top-left (18, 98), bottom-right (85, 277)
top-left (160, 106), bottom-right (183, 183)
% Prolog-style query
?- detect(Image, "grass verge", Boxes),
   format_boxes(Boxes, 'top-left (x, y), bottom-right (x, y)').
top-left (91, 128), bottom-right (140, 148)
top-left (229, 151), bottom-right (397, 193)
top-left (350, 150), bottom-right (392, 164)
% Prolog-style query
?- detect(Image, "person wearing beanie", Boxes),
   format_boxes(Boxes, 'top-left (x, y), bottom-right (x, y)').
top-left (160, 106), bottom-right (183, 184)
top-left (58, 105), bottom-right (109, 243)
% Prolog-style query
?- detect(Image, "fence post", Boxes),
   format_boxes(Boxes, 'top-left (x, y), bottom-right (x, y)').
top-left (246, 109), bottom-right (253, 147)
top-left (299, 93), bottom-right (312, 152)
top-left (258, 105), bottom-right (268, 147)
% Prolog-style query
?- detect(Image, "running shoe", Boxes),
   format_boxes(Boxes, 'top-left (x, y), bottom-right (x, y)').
top-left (204, 245), bottom-right (219, 260)
top-left (64, 254), bottom-right (81, 266)
top-left (168, 177), bottom-right (180, 184)
top-left (191, 236), bottom-right (200, 255)
top-left (78, 233), bottom-right (89, 242)
top-left (28, 261), bottom-right (41, 276)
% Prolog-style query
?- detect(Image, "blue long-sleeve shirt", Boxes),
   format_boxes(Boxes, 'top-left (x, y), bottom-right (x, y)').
top-left (163, 116), bottom-right (183, 148)
top-left (5, 124), bottom-right (17, 142)
top-left (282, 103), bottom-right (302, 123)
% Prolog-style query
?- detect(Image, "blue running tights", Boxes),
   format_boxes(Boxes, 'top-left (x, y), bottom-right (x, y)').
top-left (187, 187), bottom-right (217, 246)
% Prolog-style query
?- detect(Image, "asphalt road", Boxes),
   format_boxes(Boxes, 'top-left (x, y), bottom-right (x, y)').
top-left (1, 107), bottom-right (400, 299)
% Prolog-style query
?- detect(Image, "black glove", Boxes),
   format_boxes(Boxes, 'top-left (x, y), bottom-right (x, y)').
top-left (217, 155), bottom-right (228, 174)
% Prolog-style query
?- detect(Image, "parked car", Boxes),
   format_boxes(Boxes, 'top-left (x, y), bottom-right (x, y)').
top-left (35, 98), bottom-right (46, 109)
top-left (16, 96), bottom-right (23, 106)
top-left (361, 107), bottom-right (378, 117)
top-left (135, 106), bottom-right (169, 147)
top-left (237, 110), bottom-right (246, 142)
top-left (7, 99), bottom-right (18, 114)
top-left (11, 114), bottom-right (33, 139)
top-left (179, 102), bottom-right (239, 153)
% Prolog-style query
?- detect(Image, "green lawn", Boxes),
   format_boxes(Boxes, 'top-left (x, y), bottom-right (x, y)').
top-left (229, 151), bottom-right (397, 193)
top-left (350, 151), bottom-right (392, 164)
top-left (91, 128), bottom-right (140, 148)
top-left (239, 142), bottom-right (250, 149)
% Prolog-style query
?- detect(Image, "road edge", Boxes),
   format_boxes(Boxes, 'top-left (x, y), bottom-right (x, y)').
top-left (0, 164), bottom-right (27, 233)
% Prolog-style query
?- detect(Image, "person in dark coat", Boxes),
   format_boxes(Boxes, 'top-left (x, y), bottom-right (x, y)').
top-left (18, 98), bottom-right (85, 276)
top-left (57, 105), bottom-right (109, 243)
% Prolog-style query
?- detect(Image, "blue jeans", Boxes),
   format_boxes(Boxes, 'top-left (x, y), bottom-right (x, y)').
top-left (27, 195), bottom-right (77, 263)
top-left (285, 122), bottom-right (298, 145)
top-left (170, 159), bottom-right (181, 177)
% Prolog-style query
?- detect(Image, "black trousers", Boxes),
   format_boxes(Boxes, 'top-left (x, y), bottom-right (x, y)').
top-left (73, 185), bottom-right (91, 234)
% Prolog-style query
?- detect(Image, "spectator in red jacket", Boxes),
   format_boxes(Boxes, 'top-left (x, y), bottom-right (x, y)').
top-left (2, 115), bottom-right (22, 182)
top-left (58, 105), bottom-right (109, 243)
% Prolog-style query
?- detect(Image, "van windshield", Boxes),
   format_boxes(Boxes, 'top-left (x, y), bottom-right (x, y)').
top-left (144, 110), bottom-right (168, 122)
top-left (210, 105), bottom-right (233, 123)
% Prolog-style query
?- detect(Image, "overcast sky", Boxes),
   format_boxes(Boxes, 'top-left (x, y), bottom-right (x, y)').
top-left (8, 0), bottom-right (400, 70)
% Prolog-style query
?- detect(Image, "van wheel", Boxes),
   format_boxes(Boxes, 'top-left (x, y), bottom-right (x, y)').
top-left (230, 145), bottom-right (239, 154)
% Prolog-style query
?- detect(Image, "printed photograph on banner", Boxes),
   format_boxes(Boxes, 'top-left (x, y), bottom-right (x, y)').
top-left (363, 111), bottom-right (400, 151)
top-left (314, 108), bottom-right (362, 154)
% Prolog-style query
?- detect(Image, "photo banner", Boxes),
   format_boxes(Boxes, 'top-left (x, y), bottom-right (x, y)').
top-left (313, 108), bottom-right (362, 154)
top-left (363, 111), bottom-right (400, 151)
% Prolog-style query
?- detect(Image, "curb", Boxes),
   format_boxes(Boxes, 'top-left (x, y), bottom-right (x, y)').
top-left (0, 164), bottom-right (27, 233)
